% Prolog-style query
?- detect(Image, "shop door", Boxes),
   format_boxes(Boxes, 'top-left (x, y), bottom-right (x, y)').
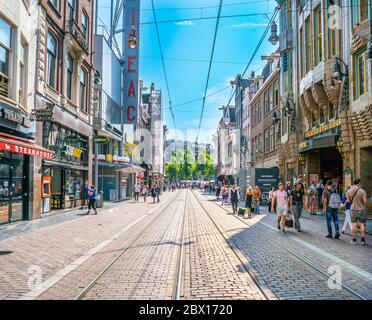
top-left (0, 164), bottom-right (24, 224)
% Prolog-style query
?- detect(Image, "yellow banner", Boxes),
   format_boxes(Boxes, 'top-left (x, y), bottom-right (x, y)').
top-left (304, 119), bottom-right (341, 138)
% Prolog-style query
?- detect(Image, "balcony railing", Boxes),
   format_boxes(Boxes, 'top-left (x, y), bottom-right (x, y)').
top-left (65, 20), bottom-right (88, 53)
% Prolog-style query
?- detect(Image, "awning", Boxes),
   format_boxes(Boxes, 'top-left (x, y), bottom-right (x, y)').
top-left (116, 164), bottom-right (146, 174)
top-left (0, 133), bottom-right (54, 159)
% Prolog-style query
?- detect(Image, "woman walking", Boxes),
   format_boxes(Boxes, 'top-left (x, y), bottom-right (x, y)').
top-left (341, 186), bottom-right (352, 234)
top-left (268, 186), bottom-right (275, 213)
top-left (142, 184), bottom-right (148, 203)
top-left (253, 186), bottom-right (262, 214)
top-left (221, 185), bottom-right (229, 206)
top-left (243, 186), bottom-right (254, 219)
top-left (151, 186), bottom-right (157, 203)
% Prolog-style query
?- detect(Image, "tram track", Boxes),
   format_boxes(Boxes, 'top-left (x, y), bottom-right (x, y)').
top-left (195, 191), bottom-right (368, 300)
top-left (74, 190), bottom-right (187, 300)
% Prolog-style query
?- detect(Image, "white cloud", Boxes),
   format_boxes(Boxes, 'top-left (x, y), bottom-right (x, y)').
top-left (228, 22), bottom-right (268, 29)
top-left (174, 20), bottom-right (194, 26)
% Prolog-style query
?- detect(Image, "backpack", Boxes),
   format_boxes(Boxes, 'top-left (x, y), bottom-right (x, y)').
top-left (329, 189), bottom-right (341, 209)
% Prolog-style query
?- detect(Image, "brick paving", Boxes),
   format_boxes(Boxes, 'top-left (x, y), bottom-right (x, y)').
top-left (0, 191), bottom-right (180, 300)
top-left (197, 191), bottom-right (372, 300)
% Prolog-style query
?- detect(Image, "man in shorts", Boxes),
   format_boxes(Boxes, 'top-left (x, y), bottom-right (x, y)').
top-left (347, 178), bottom-right (368, 245)
top-left (272, 183), bottom-right (288, 233)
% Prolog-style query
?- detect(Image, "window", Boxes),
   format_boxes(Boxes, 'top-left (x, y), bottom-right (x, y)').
top-left (46, 32), bottom-right (57, 88)
top-left (269, 85), bottom-right (273, 112)
top-left (311, 113), bottom-right (316, 128)
top-left (66, 54), bottom-right (73, 99)
top-left (19, 41), bottom-right (27, 106)
top-left (300, 28), bottom-right (304, 78)
top-left (314, 5), bottom-right (322, 65)
top-left (319, 108), bottom-right (325, 123)
top-left (274, 81), bottom-right (279, 108)
top-left (282, 50), bottom-right (293, 93)
top-left (305, 17), bottom-right (312, 74)
top-left (68, 0), bottom-right (76, 21)
top-left (281, 107), bottom-right (288, 135)
top-left (49, 0), bottom-right (60, 10)
top-left (328, 0), bottom-right (336, 58)
top-left (270, 125), bottom-right (275, 151)
top-left (354, 48), bottom-right (367, 99)
top-left (264, 92), bottom-right (269, 115)
top-left (265, 129), bottom-right (269, 152)
top-left (282, 0), bottom-right (292, 31)
top-left (82, 11), bottom-right (88, 39)
top-left (0, 17), bottom-right (12, 98)
top-left (79, 68), bottom-right (87, 111)
top-left (352, 0), bottom-right (369, 25)
top-left (328, 103), bottom-right (336, 119)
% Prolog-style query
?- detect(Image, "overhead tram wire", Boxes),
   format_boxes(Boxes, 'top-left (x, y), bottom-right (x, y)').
top-left (151, 0), bottom-right (177, 132)
top-left (195, 0), bottom-right (224, 143)
top-left (219, 2), bottom-right (282, 112)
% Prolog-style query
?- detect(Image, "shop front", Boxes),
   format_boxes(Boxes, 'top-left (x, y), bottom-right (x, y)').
top-left (41, 121), bottom-right (90, 212)
top-left (299, 122), bottom-right (343, 192)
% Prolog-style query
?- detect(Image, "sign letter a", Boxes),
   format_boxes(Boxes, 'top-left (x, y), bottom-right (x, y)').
top-left (128, 80), bottom-right (136, 97)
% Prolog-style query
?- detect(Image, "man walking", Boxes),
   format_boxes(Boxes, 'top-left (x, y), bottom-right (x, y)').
top-left (86, 185), bottom-right (98, 215)
top-left (290, 182), bottom-right (305, 232)
top-left (230, 185), bottom-right (240, 215)
top-left (322, 180), bottom-right (341, 239)
top-left (347, 178), bottom-right (368, 245)
top-left (155, 184), bottom-right (161, 203)
top-left (253, 186), bottom-right (262, 214)
top-left (272, 183), bottom-right (288, 233)
top-left (134, 182), bottom-right (141, 202)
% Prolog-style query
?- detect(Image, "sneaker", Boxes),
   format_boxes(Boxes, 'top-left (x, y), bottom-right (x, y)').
top-left (297, 229), bottom-right (302, 232)
top-left (326, 234), bottom-right (333, 239)
top-left (361, 240), bottom-right (366, 246)
top-left (334, 233), bottom-right (340, 239)
top-left (351, 239), bottom-right (358, 245)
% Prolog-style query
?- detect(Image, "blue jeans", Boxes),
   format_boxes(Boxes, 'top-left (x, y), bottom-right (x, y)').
top-left (254, 200), bottom-right (260, 214)
top-left (326, 207), bottom-right (340, 235)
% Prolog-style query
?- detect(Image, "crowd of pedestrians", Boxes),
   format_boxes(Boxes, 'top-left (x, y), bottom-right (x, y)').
top-left (205, 177), bottom-right (369, 245)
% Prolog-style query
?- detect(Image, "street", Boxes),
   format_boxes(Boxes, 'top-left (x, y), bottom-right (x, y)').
top-left (0, 190), bottom-right (371, 300)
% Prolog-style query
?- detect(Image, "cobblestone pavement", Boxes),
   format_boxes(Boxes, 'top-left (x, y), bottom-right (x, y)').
top-left (198, 191), bottom-right (372, 300)
top-left (0, 189), bottom-right (371, 300)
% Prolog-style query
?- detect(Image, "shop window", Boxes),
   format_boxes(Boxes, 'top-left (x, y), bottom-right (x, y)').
top-left (19, 40), bottom-right (27, 107)
top-left (314, 5), bottom-right (322, 66)
top-left (66, 54), bottom-right (73, 100)
top-left (0, 17), bottom-right (12, 98)
top-left (354, 48), bottom-right (367, 99)
top-left (79, 68), bottom-right (87, 111)
top-left (46, 32), bottom-right (57, 89)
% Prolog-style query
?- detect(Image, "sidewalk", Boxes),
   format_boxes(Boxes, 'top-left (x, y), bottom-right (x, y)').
top-left (0, 200), bottom-right (124, 242)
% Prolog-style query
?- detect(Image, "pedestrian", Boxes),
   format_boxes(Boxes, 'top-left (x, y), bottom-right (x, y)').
top-left (272, 183), bottom-right (288, 233)
top-left (322, 180), bottom-right (341, 239)
top-left (221, 185), bottom-right (228, 206)
top-left (134, 182), bottom-right (142, 202)
top-left (341, 186), bottom-right (352, 234)
top-left (230, 184), bottom-right (240, 215)
top-left (268, 186), bottom-right (275, 213)
top-left (243, 186), bottom-right (254, 219)
top-left (151, 186), bottom-right (156, 203)
top-left (86, 185), bottom-right (97, 215)
top-left (290, 182), bottom-right (305, 232)
top-left (252, 186), bottom-right (261, 214)
top-left (316, 179), bottom-right (324, 209)
top-left (142, 184), bottom-right (148, 203)
top-left (308, 181), bottom-right (318, 215)
top-left (155, 184), bottom-right (161, 203)
top-left (82, 182), bottom-right (89, 209)
top-left (285, 181), bottom-right (292, 198)
top-left (216, 184), bottom-right (221, 200)
top-left (347, 178), bottom-right (368, 245)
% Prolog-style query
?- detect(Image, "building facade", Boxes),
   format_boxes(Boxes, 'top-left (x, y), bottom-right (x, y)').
top-left (34, 0), bottom-right (95, 213)
top-left (277, 0), bottom-right (371, 212)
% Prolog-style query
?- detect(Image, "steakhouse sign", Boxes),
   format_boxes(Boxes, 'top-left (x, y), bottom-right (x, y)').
top-left (123, 0), bottom-right (140, 124)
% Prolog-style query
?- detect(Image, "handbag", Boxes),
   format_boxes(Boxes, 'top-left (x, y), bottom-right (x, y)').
top-left (285, 211), bottom-right (294, 228)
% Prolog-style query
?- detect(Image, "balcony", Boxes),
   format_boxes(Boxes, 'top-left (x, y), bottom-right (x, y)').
top-left (65, 20), bottom-right (88, 54)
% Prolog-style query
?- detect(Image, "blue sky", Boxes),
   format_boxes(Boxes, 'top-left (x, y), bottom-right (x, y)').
top-left (97, 0), bottom-right (278, 142)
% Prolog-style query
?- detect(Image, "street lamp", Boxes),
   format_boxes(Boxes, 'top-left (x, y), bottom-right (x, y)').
top-left (332, 56), bottom-right (349, 111)
top-left (268, 21), bottom-right (279, 45)
top-left (128, 26), bottom-right (138, 49)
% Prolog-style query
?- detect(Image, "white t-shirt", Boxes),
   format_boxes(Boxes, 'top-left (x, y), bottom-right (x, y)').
top-left (134, 184), bottom-right (142, 193)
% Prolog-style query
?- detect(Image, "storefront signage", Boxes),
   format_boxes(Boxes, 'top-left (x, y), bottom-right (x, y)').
top-left (64, 145), bottom-right (83, 158)
top-left (123, 0), bottom-right (140, 124)
top-left (97, 154), bottom-right (106, 161)
top-left (0, 107), bottom-right (32, 128)
top-left (97, 154), bottom-right (130, 163)
top-left (94, 136), bottom-right (109, 144)
top-left (0, 142), bottom-right (54, 159)
top-left (125, 143), bottom-right (137, 155)
top-left (298, 154), bottom-right (306, 162)
top-left (304, 119), bottom-right (341, 138)
top-left (113, 155), bottom-right (130, 163)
